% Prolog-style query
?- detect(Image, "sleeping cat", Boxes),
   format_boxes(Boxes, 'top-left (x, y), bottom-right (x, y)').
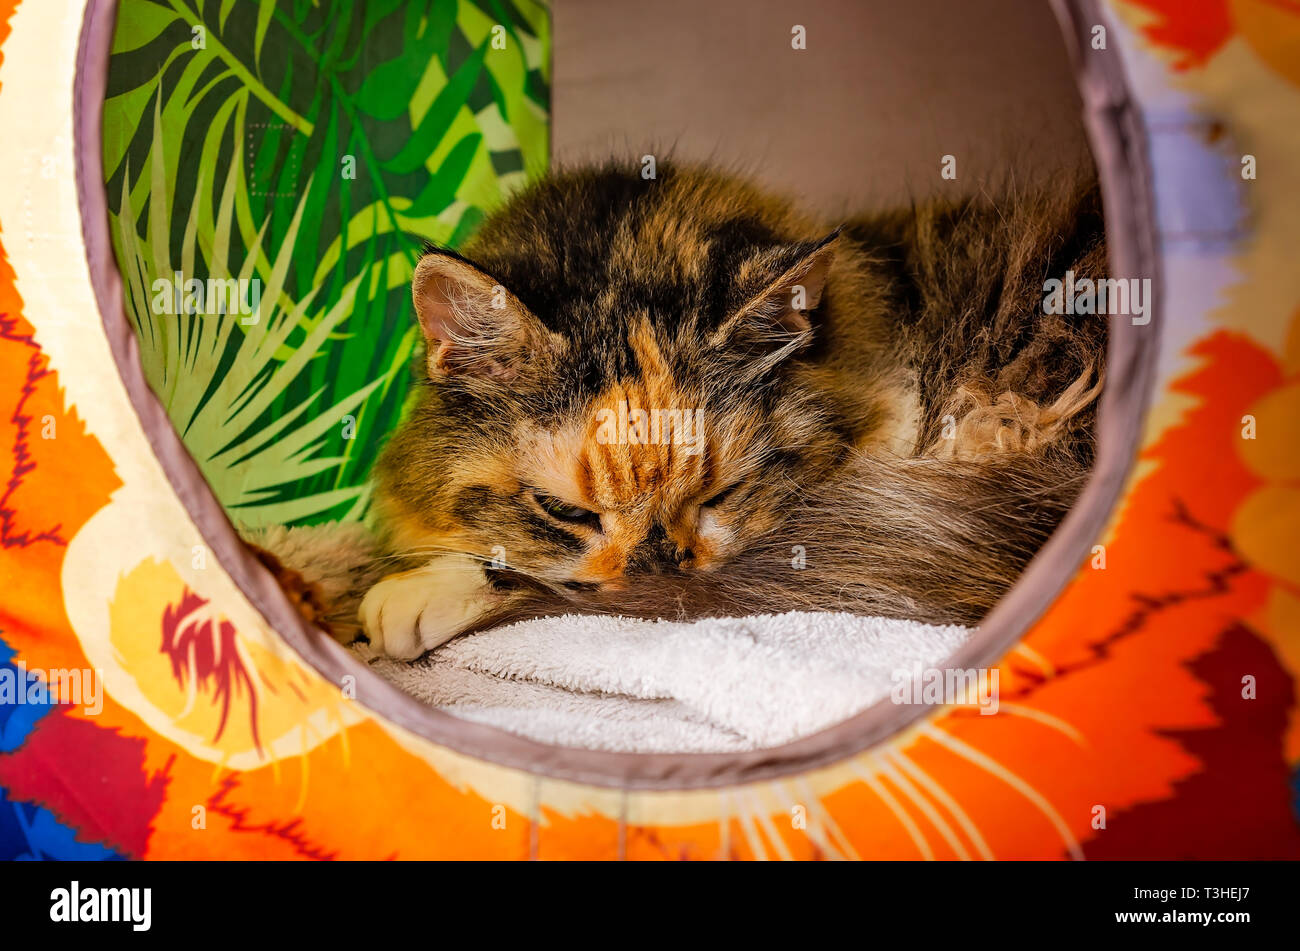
top-left (356, 161), bottom-right (1106, 659)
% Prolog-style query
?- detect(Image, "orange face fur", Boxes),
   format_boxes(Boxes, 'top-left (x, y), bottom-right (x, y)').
top-left (378, 347), bottom-right (803, 592)
top-left (517, 359), bottom-right (770, 586)
top-left (522, 408), bottom-right (721, 586)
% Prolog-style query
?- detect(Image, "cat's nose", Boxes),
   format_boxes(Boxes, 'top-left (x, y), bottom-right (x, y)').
top-left (628, 525), bottom-right (692, 575)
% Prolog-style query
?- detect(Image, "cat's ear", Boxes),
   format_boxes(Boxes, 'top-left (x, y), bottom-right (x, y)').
top-left (712, 230), bottom-right (840, 369)
top-left (411, 250), bottom-right (560, 381)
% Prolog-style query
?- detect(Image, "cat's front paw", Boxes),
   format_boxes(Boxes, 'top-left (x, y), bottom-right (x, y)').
top-left (359, 555), bottom-right (492, 659)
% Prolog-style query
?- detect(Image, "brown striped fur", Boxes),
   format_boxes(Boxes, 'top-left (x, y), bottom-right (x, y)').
top-left (357, 161), bottom-right (1107, 659)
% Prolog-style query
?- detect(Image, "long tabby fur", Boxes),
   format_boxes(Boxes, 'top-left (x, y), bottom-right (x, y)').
top-left (354, 161), bottom-right (1106, 657)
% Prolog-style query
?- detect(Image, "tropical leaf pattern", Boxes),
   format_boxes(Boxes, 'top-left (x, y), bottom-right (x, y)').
top-left (103, 0), bottom-right (551, 527)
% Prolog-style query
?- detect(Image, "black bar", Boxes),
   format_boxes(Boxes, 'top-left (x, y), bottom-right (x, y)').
top-left (0, 860), bottom-right (1288, 937)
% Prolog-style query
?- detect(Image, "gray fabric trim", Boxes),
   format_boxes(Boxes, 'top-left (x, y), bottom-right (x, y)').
top-left (75, 0), bottom-right (1159, 790)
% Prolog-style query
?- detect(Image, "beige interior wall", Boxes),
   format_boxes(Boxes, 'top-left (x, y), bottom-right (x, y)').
top-left (550, 0), bottom-right (1093, 217)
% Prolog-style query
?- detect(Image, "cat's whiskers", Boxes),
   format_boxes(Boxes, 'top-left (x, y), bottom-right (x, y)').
top-left (367, 544), bottom-right (577, 599)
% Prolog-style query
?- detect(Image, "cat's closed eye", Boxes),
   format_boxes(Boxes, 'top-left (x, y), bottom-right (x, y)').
top-left (531, 490), bottom-right (602, 531)
top-left (701, 483), bottom-right (739, 509)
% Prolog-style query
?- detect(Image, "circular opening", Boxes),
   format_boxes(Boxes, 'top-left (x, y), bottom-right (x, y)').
top-left (78, 0), bottom-right (1160, 788)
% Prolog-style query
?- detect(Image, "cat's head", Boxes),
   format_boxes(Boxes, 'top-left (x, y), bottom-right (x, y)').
top-left (375, 163), bottom-right (848, 592)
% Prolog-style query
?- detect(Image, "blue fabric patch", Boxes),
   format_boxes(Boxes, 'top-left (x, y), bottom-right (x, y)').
top-left (0, 635), bottom-right (124, 860)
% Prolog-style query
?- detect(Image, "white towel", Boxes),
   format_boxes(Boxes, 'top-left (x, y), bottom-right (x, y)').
top-left (242, 523), bottom-right (974, 754)
top-left (360, 611), bottom-right (972, 753)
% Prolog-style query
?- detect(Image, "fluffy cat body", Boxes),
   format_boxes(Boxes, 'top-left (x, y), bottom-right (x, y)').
top-left (358, 163), bottom-right (1106, 659)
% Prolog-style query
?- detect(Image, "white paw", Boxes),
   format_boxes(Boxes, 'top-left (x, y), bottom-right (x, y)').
top-left (359, 556), bottom-right (491, 659)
